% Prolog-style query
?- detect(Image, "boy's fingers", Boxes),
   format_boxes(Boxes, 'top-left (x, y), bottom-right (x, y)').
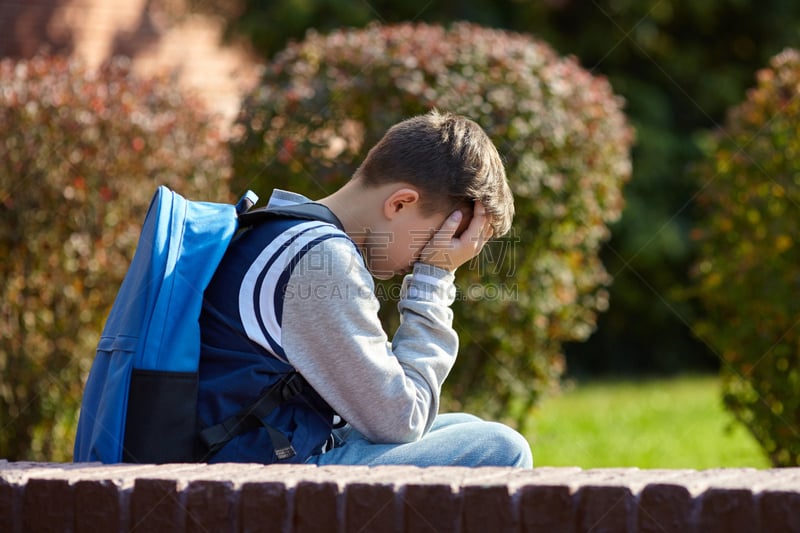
top-left (420, 203), bottom-right (494, 272)
top-left (460, 202), bottom-right (488, 242)
top-left (437, 209), bottom-right (463, 238)
top-left (473, 222), bottom-right (493, 251)
top-left (447, 209), bottom-right (464, 226)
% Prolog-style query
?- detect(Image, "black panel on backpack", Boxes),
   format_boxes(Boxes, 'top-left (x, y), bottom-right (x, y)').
top-left (123, 369), bottom-right (200, 463)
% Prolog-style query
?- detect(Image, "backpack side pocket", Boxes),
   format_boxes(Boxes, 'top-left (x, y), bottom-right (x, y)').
top-left (123, 369), bottom-right (199, 463)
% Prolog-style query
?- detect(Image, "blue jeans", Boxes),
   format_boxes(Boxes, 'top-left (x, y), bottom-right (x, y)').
top-left (306, 413), bottom-right (533, 468)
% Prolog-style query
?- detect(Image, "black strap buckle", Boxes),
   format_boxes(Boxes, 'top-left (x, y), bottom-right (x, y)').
top-left (280, 372), bottom-right (305, 401)
top-left (200, 372), bottom-right (305, 461)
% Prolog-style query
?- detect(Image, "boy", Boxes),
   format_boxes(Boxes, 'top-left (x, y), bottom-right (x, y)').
top-left (198, 110), bottom-right (532, 468)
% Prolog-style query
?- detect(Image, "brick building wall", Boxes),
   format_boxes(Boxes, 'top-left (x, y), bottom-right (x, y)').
top-left (0, 0), bottom-right (259, 124)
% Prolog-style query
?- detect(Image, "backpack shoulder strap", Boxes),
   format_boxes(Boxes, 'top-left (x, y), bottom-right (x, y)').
top-left (238, 202), bottom-right (345, 231)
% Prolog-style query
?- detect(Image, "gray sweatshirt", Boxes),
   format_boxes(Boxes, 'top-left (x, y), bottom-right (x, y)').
top-left (274, 191), bottom-right (459, 444)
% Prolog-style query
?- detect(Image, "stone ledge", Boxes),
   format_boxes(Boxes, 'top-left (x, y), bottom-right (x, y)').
top-left (1, 461), bottom-right (799, 532)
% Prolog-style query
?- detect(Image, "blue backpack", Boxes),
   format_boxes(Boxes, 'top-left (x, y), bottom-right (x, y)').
top-left (74, 186), bottom-right (342, 464)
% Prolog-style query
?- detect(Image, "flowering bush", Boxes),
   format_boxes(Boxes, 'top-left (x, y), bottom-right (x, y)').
top-left (232, 22), bottom-right (633, 425)
top-left (692, 49), bottom-right (800, 466)
top-left (0, 55), bottom-right (232, 460)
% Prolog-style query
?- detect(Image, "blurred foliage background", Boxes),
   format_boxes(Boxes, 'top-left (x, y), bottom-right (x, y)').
top-left (2, 0), bottom-right (800, 465)
top-left (691, 49), bottom-right (800, 466)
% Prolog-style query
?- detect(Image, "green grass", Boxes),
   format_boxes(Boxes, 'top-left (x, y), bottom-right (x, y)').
top-left (525, 374), bottom-right (771, 469)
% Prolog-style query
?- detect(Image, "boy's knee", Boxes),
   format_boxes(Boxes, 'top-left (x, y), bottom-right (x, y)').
top-left (438, 414), bottom-right (533, 468)
top-left (465, 420), bottom-right (533, 468)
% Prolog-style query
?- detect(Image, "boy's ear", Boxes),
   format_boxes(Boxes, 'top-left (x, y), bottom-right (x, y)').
top-left (383, 187), bottom-right (420, 220)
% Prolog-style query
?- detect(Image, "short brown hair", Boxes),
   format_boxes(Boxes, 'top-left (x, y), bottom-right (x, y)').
top-left (354, 110), bottom-right (514, 236)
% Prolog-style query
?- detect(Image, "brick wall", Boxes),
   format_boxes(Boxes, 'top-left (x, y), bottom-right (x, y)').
top-left (0, 0), bottom-right (259, 124)
top-left (2, 461), bottom-right (799, 532)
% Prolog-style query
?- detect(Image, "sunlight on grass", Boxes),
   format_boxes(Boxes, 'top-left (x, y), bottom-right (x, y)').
top-left (525, 375), bottom-right (771, 469)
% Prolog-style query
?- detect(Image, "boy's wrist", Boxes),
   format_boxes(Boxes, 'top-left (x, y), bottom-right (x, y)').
top-left (412, 261), bottom-right (455, 280)
top-left (401, 262), bottom-right (456, 305)
top-left (417, 241), bottom-right (459, 272)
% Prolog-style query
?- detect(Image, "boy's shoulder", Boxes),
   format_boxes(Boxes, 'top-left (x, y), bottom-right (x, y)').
top-left (235, 188), bottom-right (369, 287)
top-left (287, 228), bottom-right (367, 283)
top-left (240, 188), bottom-right (344, 232)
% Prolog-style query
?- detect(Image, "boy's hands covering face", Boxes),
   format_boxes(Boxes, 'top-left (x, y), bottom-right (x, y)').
top-left (419, 202), bottom-right (494, 272)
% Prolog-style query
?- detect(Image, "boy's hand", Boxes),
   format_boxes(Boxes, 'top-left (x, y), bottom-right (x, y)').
top-left (419, 202), bottom-right (494, 272)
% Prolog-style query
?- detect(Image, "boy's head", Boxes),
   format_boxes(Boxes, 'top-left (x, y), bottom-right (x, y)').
top-left (353, 110), bottom-right (514, 237)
